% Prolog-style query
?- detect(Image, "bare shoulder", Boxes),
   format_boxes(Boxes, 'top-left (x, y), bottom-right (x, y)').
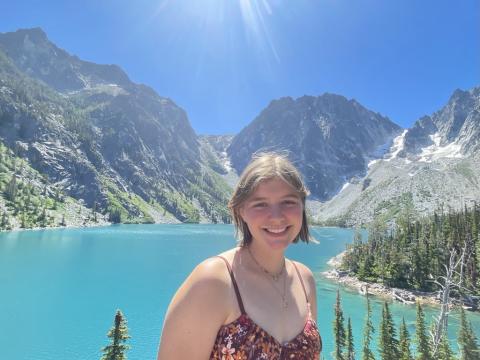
top-left (178, 256), bottom-right (234, 304)
top-left (290, 260), bottom-right (315, 285)
top-left (290, 260), bottom-right (318, 315)
top-left (157, 256), bottom-right (235, 359)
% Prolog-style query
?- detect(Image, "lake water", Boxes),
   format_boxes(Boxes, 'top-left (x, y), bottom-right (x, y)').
top-left (1, 224), bottom-right (479, 359)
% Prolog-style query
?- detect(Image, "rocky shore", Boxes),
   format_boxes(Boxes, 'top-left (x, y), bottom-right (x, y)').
top-left (322, 252), bottom-right (479, 311)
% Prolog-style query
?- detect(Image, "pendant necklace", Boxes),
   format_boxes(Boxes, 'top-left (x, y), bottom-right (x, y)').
top-left (247, 246), bottom-right (289, 308)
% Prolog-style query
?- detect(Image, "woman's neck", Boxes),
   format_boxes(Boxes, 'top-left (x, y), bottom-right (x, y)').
top-left (246, 241), bottom-right (286, 275)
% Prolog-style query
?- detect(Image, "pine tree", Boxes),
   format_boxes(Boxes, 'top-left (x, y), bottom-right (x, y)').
top-left (362, 295), bottom-right (376, 360)
top-left (346, 317), bottom-right (355, 360)
top-left (378, 302), bottom-right (399, 360)
top-left (1, 211), bottom-right (9, 230)
top-left (333, 289), bottom-right (346, 360)
top-left (100, 310), bottom-right (130, 360)
top-left (399, 318), bottom-right (413, 360)
top-left (92, 200), bottom-right (98, 222)
top-left (437, 332), bottom-right (454, 360)
top-left (458, 307), bottom-right (480, 360)
top-left (5, 175), bottom-right (17, 201)
top-left (415, 302), bottom-right (432, 360)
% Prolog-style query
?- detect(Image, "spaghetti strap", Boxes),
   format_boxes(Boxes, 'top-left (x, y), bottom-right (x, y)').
top-left (291, 260), bottom-right (310, 304)
top-left (215, 256), bottom-right (246, 314)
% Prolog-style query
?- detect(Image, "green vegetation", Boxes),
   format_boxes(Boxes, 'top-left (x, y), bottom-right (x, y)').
top-left (379, 302), bottom-right (399, 360)
top-left (361, 295), bottom-right (375, 360)
top-left (415, 302), bottom-right (432, 360)
top-left (399, 318), bottom-right (413, 360)
top-left (333, 290), bottom-right (346, 360)
top-left (453, 161), bottom-right (478, 186)
top-left (458, 307), bottom-right (480, 360)
top-left (333, 297), bottom-right (479, 360)
top-left (100, 310), bottom-right (130, 360)
top-left (0, 143), bottom-right (59, 229)
top-left (342, 204), bottom-right (480, 295)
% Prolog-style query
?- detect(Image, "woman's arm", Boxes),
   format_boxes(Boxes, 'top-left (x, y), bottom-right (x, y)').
top-left (157, 258), bottom-right (231, 360)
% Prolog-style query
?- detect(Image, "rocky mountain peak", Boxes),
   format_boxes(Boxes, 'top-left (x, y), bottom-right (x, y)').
top-left (401, 86), bottom-right (480, 158)
top-left (228, 93), bottom-right (401, 200)
top-left (0, 27), bottom-right (131, 92)
top-left (0, 27), bottom-right (231, 225)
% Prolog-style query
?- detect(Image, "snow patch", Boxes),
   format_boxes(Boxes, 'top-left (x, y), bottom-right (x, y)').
top-left (368, 159), bottom-right (380, 169)
top-left (385, 130), bottom-right (408, 161)
top-left (221, 151), bottom-right (233, 172)
top-left (340, 182), bottom-right (350, 192)
top-left (418, 133), bottom-right (464, 162)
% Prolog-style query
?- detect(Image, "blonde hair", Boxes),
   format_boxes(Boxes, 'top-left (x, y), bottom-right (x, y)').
top-left (228, 152), bottom-right (312, 246)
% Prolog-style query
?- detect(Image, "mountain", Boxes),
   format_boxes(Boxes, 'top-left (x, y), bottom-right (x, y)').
top-left (399, 87), bottom-right (480, 159)
top-left (312, 87), bottom-right (480, 226)
top-left (0, 28), bottom-right (231, 227)
top-left (1, 27), bottom-right (477, 229)
top-left (228, 94), bottom-right (401, 200)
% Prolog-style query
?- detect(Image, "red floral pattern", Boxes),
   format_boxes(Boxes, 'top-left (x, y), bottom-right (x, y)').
top-left (210, 313), bottom-right (321, 359)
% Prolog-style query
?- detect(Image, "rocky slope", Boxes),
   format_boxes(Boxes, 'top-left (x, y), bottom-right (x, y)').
top-left (0, 28), bottom-right (231, 226)
top-left (312, 87), bottom-right (480, 226)
top-left (228, 94), bottom-right (401, 200)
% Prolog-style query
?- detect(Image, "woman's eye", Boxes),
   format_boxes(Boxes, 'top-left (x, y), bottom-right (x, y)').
top-left (283, 200), bottom-right (299, 206)
top-left (253, 202), bottom-right (267, 208)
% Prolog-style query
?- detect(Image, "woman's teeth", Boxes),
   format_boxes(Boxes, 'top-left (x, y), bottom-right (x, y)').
top-left (264, 227), bottom-right (287, 233)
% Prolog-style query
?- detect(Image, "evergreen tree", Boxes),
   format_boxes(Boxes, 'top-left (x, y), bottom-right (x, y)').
top-left (362, 295), bottom-right (376, 360)
top-left (60, 213), bottom-right (66, 227)
top-left (5, 175), bottom-right (17, 201)
top-left (399, 318), bottom-right (413, 360)
top-left (109, 207), bottom-right (122, 224)
top-left (437, 332), bottom-right (454, 360)
top-left (100, 310), bottom-right (130, 360)
top-left (92, 200), bottom-right (98, 222)
top-left (1, 211), bottom-right (9, 230)
top-left (458, 307), bottom-right (480, 360)
top-left (346, 317), bottom-right (355, 360)
top-left (415, 302), bottom-right (432, 360)
top-left (333, 289), bottom-right (346, 360)
top-left (378, 302), bottom-right (399, 360)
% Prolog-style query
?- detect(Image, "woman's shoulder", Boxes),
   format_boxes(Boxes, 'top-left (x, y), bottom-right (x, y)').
top-left (289, 260), bottom-right (316, 293)
top-left (289, 259), bottom-right (314, 279)
top-left (184, 248), bottom-right (239, 292)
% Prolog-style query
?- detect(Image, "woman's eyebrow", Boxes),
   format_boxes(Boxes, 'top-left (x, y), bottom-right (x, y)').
top-left (248, 196), bottom-right (267, 202)
top-left (249, 194), bottom-right (299, 202)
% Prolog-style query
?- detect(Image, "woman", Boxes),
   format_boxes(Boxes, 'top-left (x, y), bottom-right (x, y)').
top-left (157, 153), bottom-right (322, 359)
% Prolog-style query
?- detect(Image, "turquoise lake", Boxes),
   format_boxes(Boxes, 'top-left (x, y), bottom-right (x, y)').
top-left (1, 224), bottom-right (479, 359)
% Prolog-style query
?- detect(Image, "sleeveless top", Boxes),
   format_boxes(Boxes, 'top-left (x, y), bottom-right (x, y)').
top-left (210, 256), bottom-right (322, 360)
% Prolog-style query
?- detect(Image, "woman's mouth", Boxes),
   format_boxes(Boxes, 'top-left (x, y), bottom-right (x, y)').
top-left (262, 226), bottom-right (290, 235)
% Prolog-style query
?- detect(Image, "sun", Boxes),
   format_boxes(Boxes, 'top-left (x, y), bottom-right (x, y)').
top-left (149, 0), bottom-right (280, 63)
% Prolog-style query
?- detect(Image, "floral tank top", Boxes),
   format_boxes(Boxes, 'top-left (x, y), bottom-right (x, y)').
top-left (210, 256), bottom-right (322, 360)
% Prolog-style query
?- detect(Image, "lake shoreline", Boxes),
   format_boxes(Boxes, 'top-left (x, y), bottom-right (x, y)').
top-left (322, 251), bottom-right (479, 312)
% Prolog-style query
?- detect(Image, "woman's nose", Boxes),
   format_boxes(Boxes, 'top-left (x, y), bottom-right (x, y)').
top-left (268, 204), bottom-right (284, 218)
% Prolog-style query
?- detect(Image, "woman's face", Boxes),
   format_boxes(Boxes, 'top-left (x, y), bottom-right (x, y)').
top-left (240, 178), bottom-right (303, 251)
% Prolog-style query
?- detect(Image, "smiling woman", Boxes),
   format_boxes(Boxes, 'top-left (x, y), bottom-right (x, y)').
top-left (157, 152), bottom-right (322, 360)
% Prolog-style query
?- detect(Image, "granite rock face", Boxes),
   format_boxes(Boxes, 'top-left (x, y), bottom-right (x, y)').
top-left (401, 87), bottom-right (480, 158)
top-left (312, 87), bottom-right (480, 226)
top-left (228, 94), bottom-right (401, 200)
top-left (0, 28), bottom-right (230, 223)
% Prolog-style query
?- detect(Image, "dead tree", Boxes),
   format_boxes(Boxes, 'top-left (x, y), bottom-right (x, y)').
top-left (430, 244), bottom-right (468, 356)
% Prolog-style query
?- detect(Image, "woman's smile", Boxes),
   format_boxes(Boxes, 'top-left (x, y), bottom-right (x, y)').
top-left (240, 178), bottom-right (303, 250)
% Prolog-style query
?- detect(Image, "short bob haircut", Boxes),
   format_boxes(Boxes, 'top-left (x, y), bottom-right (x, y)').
top-left (228, 152), bottom-right (312, 247)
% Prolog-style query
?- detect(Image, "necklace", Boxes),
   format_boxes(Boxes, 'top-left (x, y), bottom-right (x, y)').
top-left (247, 246), bottom-right (285, 281)
top-left (247, 246), bottom-right (289, 308)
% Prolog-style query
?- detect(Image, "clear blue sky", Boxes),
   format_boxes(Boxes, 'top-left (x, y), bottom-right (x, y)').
top-left (1, 0), bottom-right (479, 134)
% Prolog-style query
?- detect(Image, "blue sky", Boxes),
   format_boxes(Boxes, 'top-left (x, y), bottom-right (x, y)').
top-left (1, 0), bottom-right (479, 134)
